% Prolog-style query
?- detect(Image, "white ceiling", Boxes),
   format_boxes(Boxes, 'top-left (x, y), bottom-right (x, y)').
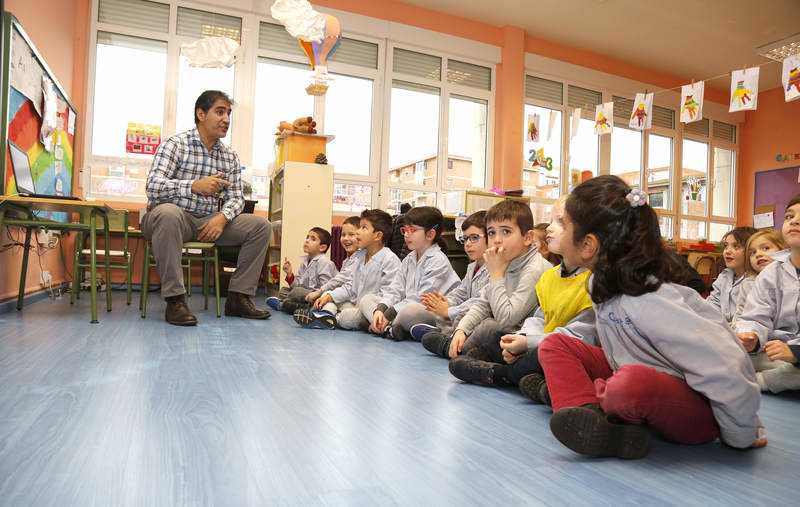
top-left (397, 0), bottom-right (800, 91)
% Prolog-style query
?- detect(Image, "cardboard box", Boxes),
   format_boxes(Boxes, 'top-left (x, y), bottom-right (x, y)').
top-left (275, 132), bottom-right (332, 167)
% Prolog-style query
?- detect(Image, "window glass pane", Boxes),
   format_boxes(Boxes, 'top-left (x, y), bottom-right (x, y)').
top-left (610, 126), bottom-right (641, 189)
top-left (659, 215), bottom-right (674, 240)
top-left (530, 202), bottom-right (553, 225)
top-left (647, 134), bottom-right (673, 211)
top-left (447, 95), bottom-right (487, 189)
top-left (326, 73), bottom-right (373, 176)
top-left (388, 189), bottom-right (436, 214)
top-left (709, 222), bottom-right (732, 242)
top-left (523, 104), bottom-right (561, 199)
top-left (569, 118), bottom-right (599, 190)
top-left (92, 33), bottom-right (167, 158)
top-left (176, 53), bottom-right (235, 145)
top-left (681, 139), bottom-right (709, 217)
top-left (680, 219), bottom-right (707, 240)
top-left (252, 59), bottom-right (314, 170)
top-left (712, 147), bottom-right (735, 218)
top-left (388, 84), bottom-right (440, 189)
top-left (333, 183), bottom-right (372, 213)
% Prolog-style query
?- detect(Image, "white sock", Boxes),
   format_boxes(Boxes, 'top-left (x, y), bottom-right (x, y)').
top-left (755, 372), bottom-right (768, 392)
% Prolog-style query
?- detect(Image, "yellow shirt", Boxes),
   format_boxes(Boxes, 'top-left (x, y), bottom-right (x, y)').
top-left (536, 265), bottom-right (593, 333)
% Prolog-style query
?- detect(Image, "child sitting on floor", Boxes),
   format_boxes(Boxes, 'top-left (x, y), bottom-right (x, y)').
top-left (266, 227), bottom-right (337, 314)
top-left (731, 229), bottom-right (787, 328)
top-left (302, 216), bottom-right (362, 306)
top-left (708, 226), bottom-right (757, 324)
top-left (537, 175), bottom-right (764, 460)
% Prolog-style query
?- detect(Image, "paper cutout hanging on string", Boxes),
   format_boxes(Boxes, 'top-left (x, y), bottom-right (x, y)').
top-left (271, 0), bottom-right (326, 42)
top-left (628, 92), bottom-right (653, 130)
top-left (593, 102), bottom-right (613, 135)
top-left (527, 114), bottom-right (540, 142)
top-left (571, 108), bottom-right (582, 137)
top-left (528, 148), bottom-right (553, 171)
top-left (729, 67), bottom-right (759, 112)
top-left (547, 110), bottom-right (558, 141)
top-left (783, 54), bottom-right (800, 103)
top-left (680, 82), bottom-right (704, 123)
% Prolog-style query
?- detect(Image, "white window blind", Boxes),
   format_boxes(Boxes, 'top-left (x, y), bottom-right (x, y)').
top-left (177, 7), bottom-right (242, 43)
top-left (652, 105), bottom-right (675, 130)
top-left (684, 118), bottom-right (709, 137)
top-left (98, 0), bottom-right (169, 33)
top-left (568, 85), bottom-right (602, 109)
top-left (329, 38), bottom-right (378, 69)
top-left (392, 79), bottom-right (440, 95)
top-left (259, 21), bottom-right (303, 56)
top-left (713, 121), bottom-right (736, 143)
top-left (97, 31), bottom-right (167, 53)
top-left (613, 96), bottom-right (634, 123)
top-left (525, 75), bottom-right (563, 104)
top-left (258, 56), bottom-right (308, 71)
top-left (393, 48), bottom-right (441, 80)
top-left (447, 60), bottom-right (491, 91)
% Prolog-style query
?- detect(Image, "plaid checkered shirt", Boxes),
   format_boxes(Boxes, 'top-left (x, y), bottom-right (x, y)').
top-left (146, 128), bottom-right (244, 222)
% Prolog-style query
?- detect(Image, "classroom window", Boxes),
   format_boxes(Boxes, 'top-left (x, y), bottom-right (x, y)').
top-left (610, 126), bottom-right (642, 189)
top-left (333, 183), bottom-right (373, 213)
top-left (447, 95), bottom-right (488, 190)
top-left (569, 118), bottom-right (599, 190)
top-left (176, 52), bottom-right (235, 146)
top-left (324, 73), bottom-right (374, 176)
top-left (647, 134), bottom-right (673, 211)
top-left (388, 81), bottom-right (440, 189)
top-left (709, 222), bottom-right (732, 242)
top-left (388, 189), bottom-right (436, 214)
top-left (523, 104), bottom-right (562, 199)
top-left (659, 216), bottom-right (674, 240)
top-left (712, 147), bottom-right (735, 218)
top-left (680, 219), bottom-right (707, 241)
top-left (681, 139), bottom-right (709, 217)
top-left (530, 202), bottom-right (554, 225)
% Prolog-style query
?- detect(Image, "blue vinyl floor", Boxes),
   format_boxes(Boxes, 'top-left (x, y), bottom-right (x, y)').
top-left (0, 291), bottom-right (799, 506)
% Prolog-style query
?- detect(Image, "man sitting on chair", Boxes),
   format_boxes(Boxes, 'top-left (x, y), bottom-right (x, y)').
top-left (142, 90), bottom-right (272, 325)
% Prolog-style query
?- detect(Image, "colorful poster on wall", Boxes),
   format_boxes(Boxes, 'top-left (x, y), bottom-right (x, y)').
top-left (629, 92), bottom-right (653, 130)
top-left (593, 102), bottom-right (613, 135)
top-left (126, 123), bottom-right (162, 154)
top-left (729, 67), bottom-right (759, 112)
top-left (571, 108), bottom-right (582, 138)
top-left (783, 54), bottom-right (800, 102)
top-left (680, 82), bottom-right (704, 123)
top-left (527, 114), bottom-right (540, 142)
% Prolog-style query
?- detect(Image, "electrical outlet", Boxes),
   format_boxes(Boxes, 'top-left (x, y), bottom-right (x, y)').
top-left (40, 270), bottom-right (52, 286)
top-left (37, 229), bottom-right (49, 244)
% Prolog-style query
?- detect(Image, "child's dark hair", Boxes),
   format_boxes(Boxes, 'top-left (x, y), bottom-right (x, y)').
top-left (486, 199), bottom-right (534, 234)
top-left (566, 175), bottom-right (687, 303)
top-left (405, 206), bottom-right (448, 253)
top-left (461, 210), bottom-right (487, 235)
top-left (309, 227), bottom-right (331, 252)
top-left (787, 194), bottom-right (800, 210)
top-left (343, 216), bottom-right (361, 229)
top-left (360, 209), bottom-right (393, 245)
top-left (721, 226), bottom-right (757, 249)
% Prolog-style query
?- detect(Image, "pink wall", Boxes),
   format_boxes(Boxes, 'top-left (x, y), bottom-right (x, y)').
top-left (737, 87), bottom-right (800, 225)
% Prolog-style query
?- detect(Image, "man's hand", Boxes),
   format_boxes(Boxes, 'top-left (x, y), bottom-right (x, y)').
top-left (765, 340), bottom-right (797, 363)
top-left (421, 290), bottom-right (450, 319)
top-left (372, 310), bottom-right (388, 334)
top-left (484, 246), bottom-right (511, 280)
top-left (196, 213), bottom-right (226, 242)
top-left (191, 173), bottom-right (231, 195)
top-left (737, 332), bottom-right (759, 353)
top-left (306, 289), bottom-right (322, 303)
top-left (314, 293), bottom-right (333, 310)
top-left (282, 257), bottom-right (293, 277)
top-left (449, 330), bottom-right (468, 359)
top-left (500, 334), bottom-right (527, 363)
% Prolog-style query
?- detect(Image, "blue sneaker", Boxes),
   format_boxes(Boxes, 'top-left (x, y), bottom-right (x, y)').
top-left (410, 323), bottom-right (441, 342)
top-left (293, 308), bottom-right (336, 330)
top-left (265, 297), bottom-right (282, 311)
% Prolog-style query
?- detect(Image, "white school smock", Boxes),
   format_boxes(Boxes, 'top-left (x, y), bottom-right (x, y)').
top-left (737, 249), bottom-right (800, 349)
top-left (446, 262), bottom-right (490, 320)
top-left (291, 254), bottom-right (338, 290)
top-left (707, 268), bottom-right (746, 323)
top-left (318, 252), bottom-right (359, 294)
top-left (327, 247), bottom-right (401, 306)
top-left (592, 277), bottom-right (762, 449)
top-left (379, 244), bottom-right (461, 313)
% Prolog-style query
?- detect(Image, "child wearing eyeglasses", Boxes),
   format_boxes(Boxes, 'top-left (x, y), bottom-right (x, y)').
top-left (362, 206), bottom-right (461, 340)
top-left (409, 211), bottom-right (490, 341)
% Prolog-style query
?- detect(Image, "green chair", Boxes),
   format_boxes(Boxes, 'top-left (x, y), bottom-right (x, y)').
top-left (139, 241), bottom-right (221, 318)
top-left (71, 209), bottom-right (132, 305)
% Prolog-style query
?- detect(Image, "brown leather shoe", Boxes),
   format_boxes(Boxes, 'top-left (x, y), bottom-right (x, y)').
top-left (225, 291), bottom-right (271, 319)
top-left (164, 294), bottom-right (197, 326)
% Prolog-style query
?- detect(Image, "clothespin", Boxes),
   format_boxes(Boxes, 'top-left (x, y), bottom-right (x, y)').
top-left (645, 88), bottom-right (649, 96)
top-left (691, 79), bottom-right (695, 87)
top-left (743, 64), bottom-right (747, 74)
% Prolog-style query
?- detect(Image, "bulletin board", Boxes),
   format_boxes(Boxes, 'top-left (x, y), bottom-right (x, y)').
top-left (1, 12), bottom-right (77, 221)
top-left (753, 165), bottom-right (800, 229)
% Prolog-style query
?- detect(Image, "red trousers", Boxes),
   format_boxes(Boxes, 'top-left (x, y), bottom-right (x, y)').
top-left (538, 333), bottom-right (720, 445)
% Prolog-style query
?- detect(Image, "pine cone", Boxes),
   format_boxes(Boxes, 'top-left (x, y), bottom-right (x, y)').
top-left (315, 153), bottom-right (328, 164)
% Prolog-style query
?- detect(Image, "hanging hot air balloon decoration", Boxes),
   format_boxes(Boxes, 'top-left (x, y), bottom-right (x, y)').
top-left (298, 14), bottom-right (341, 95)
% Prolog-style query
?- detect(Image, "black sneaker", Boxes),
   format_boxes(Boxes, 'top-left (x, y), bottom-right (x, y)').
top-left (549, 404), bottom-right (651, 459)
top-left (519, 373), bottom-right (551, 405)
top-left (463, 347), bottom-right (491, 361)
top-left (422, 332), bottom-right (452, 358)
top-left (448, 356), bottom-right (498, 386)
top-left (293, 308), bottom-right (336, 330)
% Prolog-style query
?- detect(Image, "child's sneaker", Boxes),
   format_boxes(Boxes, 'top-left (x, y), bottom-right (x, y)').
top-left (422, 332), bottom-right (452, 358)
top-left (410, 323), bottom-right (441, 342)
top-left (519, 373), bottom-right (551, 405)
top-left (448, 356), bottom-right (500, 386)
top-left (549, 404), bottom-right (651, 459)
top-left (293, 308), bottom-right (336, 330)
top-left (265, 297), bottom-right (282, 311)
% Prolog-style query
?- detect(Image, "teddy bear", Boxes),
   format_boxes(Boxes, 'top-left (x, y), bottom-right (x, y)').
top-left (275, 116), bottom-right (317, 135)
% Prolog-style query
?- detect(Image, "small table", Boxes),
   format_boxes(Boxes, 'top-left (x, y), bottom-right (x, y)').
top-left (0, 196), bottom-right (114, 323)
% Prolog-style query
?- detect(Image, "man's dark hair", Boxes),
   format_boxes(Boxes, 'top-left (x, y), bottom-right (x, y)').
top-left (309, 227), bottom-right (332, 252)
top-left (194, 90), bottom-right (233, 124)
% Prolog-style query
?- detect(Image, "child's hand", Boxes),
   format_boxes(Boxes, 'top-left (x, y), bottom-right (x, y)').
top-left (765, 340), bottom-right (796, 362)
top-left (483, 246), bottom-right (511, 280)
top-left (282, 257), bottom-right (293, 276)
top-left (737, 332), bottom-right (759, 353)
top-left (313, 293), bottom-right (332, 310)
top-left (305, 289), bottom-right (321, 303)
top-left (372, 311), bottom-right (388, 334)
top-left (449, 330), bottom-right (467, 358)
top-left (499, 334), bottom-right (527, 362)
top-left (422, 290), bottom-right (450, 319)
